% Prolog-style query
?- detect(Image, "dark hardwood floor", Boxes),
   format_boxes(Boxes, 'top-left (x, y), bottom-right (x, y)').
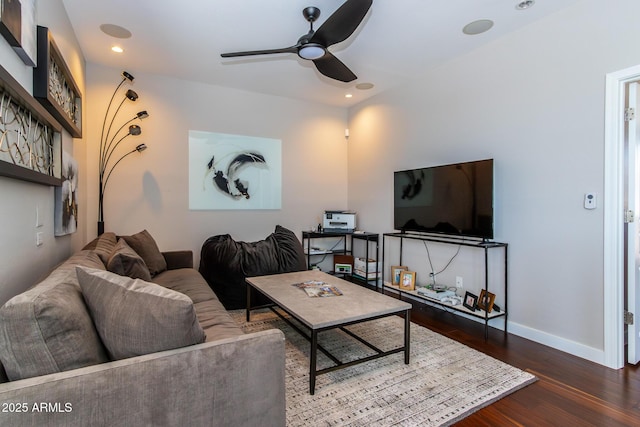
top-left (407, 299), bottom-right (640, 426)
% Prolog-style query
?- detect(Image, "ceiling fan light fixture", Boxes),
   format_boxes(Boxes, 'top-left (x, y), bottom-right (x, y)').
top-left (298, 44), bottom-right (326, 60)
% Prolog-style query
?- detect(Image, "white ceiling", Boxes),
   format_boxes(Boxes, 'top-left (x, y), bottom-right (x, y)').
top-left (61, 0), bottom-right (581, 107)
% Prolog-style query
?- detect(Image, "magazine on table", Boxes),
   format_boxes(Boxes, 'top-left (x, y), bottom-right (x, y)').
top-left (292, 280), bottom-right (343, 297)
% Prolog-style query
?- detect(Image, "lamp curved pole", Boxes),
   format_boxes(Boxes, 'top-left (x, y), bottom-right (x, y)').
top-left (100, 111), bottom-right (148, 173)
top-left (102, 89), bottom-right (138, 164)
top-left (101, 111), bottom-right (148, 167)
top-left (102, 145), bottom-right (147, 195)
top-left (100, 130), bottom-right (141, 180)
top-left (100, 114), bottom-right (134, 172)
top-left (98, 144), bottom-right (147, 224)
top-left (99, 75), bottom-right (130, 164)
top-left (102, 95), bottom-right (132, 154)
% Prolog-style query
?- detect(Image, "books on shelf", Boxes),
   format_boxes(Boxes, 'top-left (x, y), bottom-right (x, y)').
top-left (293, 280), bottom-right (343, 297)
top-left (304, 247), bottom-right (331, 255)
top-left (353, 269), bottom-right (379, 280)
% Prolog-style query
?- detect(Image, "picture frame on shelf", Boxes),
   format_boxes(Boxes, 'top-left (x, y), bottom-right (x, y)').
top-left (399, 271), bottom-right (416, 291)
top-left (0, 63), bottom-right (63, 186)
top-left (478, 289), bottom-right (496, 313)
top-left (391, 265), bottom-right (408, 286)
top-left (33, 26), bottom-right (82, 138)
top-left (463, 291), bottom-right (478, 311)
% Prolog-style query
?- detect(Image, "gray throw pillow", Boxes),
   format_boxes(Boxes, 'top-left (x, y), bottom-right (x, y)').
top-left (76, 267), bottom-right (205, 360)
top-left (107, 238), bottom-right (152, 281)
top-left (122, 230), bottom-right (167, 277)
top-left (0, 251), bottom-right (109, 381)
top-left (93, 232), bottom-right (118, 265)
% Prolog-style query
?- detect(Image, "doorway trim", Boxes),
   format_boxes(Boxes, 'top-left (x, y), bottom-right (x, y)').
top-left (604, 64), bottom-right (640, 369)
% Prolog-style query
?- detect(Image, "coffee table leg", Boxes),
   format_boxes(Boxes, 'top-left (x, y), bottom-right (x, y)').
top-left (310, 330), bottom-right (317, 395)
top-left (246, 284), bottom-right (251, 322)
top-left (404, 309), bottom-right (411, 364)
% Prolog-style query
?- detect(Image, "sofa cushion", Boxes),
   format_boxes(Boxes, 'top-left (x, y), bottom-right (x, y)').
top-left (92, 232), bottom-right (117, 265)
top-left (107, 238), bottom-right (152, 281)
top-left (0, 251), bottom-right (109, 381)
top-left (195, 300), bottom-right (244, 342)
top-left (76, 267), bottom-right (206, 360)
top-left (122, 230), bottom-right (167, 277)
top-left (153, 268), bottom-right (218, 304)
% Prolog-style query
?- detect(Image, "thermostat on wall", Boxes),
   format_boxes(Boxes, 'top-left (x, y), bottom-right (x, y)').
top-left (584, 193), bottom-right (597, 210)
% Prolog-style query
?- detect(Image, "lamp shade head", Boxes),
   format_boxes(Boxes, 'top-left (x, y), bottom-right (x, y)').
top-left (126, 89), bottom-right (139, 101)
top-left (298, 44), bottom-right (325, 60)
top-left (129, 124), bottom-right (142, 136)
top-left (135, 143), bottom-right (147, 152)
top-left (136, 110), bottom-right (149, 119)
top-left (122, 71), bottom-right (135, 82)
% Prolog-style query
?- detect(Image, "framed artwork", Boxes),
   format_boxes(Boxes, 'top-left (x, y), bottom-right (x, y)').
top-left (188, 130), bottom-right (282, 210)
top-left (463, 291), bottom-right (478, 311)
top-left (15, 0), bottom-right (36, 66)
top-left (33, 26), bottom-right (82, 137)
top-left (0, 0), bottom-right (36, 65)
top-left (0, 0), bottom-right (21, 47)
top-left (399, 271), bottom-right (416, 291)
top-left (478, 290), bottom-right (496, 313)
top-left (0, 63), bottom-right (62, 186)
top-left (391, 265), bottom-right (408, 286)
top-left (54, 151), bottom-right (78, 236)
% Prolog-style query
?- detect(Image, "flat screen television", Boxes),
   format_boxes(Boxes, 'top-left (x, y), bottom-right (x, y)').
top-left (393, 159), bottom-right (494, 240)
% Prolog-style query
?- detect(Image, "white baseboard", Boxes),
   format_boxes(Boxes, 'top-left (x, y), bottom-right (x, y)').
top-left (508, 321), bottom-right (607, 367)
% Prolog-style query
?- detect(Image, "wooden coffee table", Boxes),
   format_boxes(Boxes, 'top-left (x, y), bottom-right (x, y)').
top-left (246, 270), bottom-right (411, 394)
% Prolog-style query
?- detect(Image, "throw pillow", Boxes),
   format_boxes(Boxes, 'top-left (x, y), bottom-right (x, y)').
top-left (107, 238), bottom-right (152, 281)
top-left (93, 232), bottom-right (118, 265)
top-left (76, 267), bottom-right (205, 360)
top-left (0, 251), bottom-right (109, 381)
top-left (122, 230), bottom-right (167, 277)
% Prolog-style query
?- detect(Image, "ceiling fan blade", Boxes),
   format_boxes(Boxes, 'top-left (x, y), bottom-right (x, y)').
top-left (312, 52), bottom-right (357, 82)
top-left (221, 45), bottom-right (298, 58)
top-left (310, 0), bottom-right (372, 47)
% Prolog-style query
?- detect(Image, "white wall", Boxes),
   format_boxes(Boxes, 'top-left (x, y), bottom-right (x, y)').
top-left (347, 0), bottom-right (640, 364)
top-left (0, 0), bottom-right (86, 305)
top-left (85, 65), bottom-right (349, 265)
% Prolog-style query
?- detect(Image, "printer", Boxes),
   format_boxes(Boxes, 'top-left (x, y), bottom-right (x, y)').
top-left (322, 211), bottom-right (356, 233)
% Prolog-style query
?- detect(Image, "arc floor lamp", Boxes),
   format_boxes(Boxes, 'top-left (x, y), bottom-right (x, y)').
top-left (97, 71), bottom-right (149, 235)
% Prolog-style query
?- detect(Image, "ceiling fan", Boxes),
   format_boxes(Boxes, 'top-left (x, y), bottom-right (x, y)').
top-left (220, 0), bottom-right (373, 83)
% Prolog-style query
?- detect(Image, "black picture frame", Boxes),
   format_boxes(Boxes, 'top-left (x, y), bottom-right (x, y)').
top-left (0, 0), bottom-right (21, 48)
top-left (0, 63), bottom-right (63, 186)
top-left (463, 291), bottom-right (478, 312)
top-left (33, 26), bottom-right (82, 138)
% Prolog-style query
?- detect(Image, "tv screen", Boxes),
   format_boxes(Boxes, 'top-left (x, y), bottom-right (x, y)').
top-left (393, 159), bottom-right (494, 239)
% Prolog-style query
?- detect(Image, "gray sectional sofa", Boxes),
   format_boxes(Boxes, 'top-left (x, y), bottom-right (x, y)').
top-left (0, 230), bottom-right (286, 426)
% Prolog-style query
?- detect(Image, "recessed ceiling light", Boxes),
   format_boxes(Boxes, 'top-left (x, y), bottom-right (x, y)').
top-left (462, 19), bottom-right (494, 35)
top-left (111, 46), bottom-right (124, 53)
top-left (100, 24), bottom-right (132, 39)
top-left (516, 0), bottom-right (535, 10)
top-left (355, 82), bottom-right (374, 90)
top-left (345, 93), bottom-right (353, 99)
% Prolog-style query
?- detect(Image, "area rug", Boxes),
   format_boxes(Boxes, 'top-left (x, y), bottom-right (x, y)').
top-left (230, 309), bottom-right (536, 426)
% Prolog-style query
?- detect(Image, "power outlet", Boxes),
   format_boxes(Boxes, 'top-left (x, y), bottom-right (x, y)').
top-left (36, 232), bottom-right (44, 247)
top-left (455, 276), bottom-right (463, 288)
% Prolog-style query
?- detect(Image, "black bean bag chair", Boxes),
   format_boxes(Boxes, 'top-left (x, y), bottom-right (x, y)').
top-left (199, 225), bottom-right (307, 309)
